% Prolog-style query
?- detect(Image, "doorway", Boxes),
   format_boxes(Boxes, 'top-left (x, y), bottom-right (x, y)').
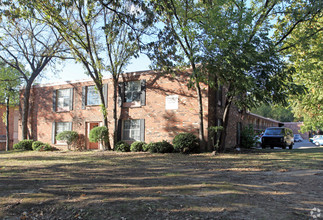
top-left (87, 122), bottom-right (99, 149)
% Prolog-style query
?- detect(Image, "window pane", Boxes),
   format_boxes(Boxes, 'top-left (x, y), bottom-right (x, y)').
top-left (57, 89), bottom-right (70, 109)
top-left (56, 122), bottom-right (70, 134)
top-left (123, 119), bottom-right (141, 141)
top-left (87, 86), bottom-right (100, 105)
top-left (124, 81), bottom-right (141, 102)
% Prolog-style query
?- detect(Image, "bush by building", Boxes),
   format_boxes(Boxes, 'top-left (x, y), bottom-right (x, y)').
top-left (173, 133), bottom-right (200, 154)
top-left (114, 141), bottom-right (130, 152)
top-left (13, 140), bottom-right (34, 151)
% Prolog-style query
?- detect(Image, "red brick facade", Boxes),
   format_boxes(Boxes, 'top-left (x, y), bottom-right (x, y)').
top-left (0, 105), bottom-right (19, 150)
top-left (18, 70), bottom-right (281, 151)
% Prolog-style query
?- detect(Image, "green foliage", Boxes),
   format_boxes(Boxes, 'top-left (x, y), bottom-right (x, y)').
top-left (0, 64), bottom-right (22, 105)
top-left (240, 126), bottom-right (257, 149)
top-left (114, 141), bottom-right (130, 152)
top-left (142, 143), bottom-right (150, 152)
top-left (13, 140), bottom-right (33, 151)
top-left (32, 141), bottom-right (52, 151)
top-left (89, 126), bottom-right (108, 144)
top-left (173, 133), bottom-right (200, 154)
top-left (251, 104), bottom-right (295, 122)
top-left (56, 131), bottom-right (79, 150)
top-left (146, 141), bottom-right (174, 153)
top-left (130, 141), bottom-right (146, 152)
top-left (286, 16), bottom-right (323, 132)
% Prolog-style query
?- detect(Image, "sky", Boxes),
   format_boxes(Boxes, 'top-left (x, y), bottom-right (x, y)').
top-left (39, 54), bottom-right (152, 84)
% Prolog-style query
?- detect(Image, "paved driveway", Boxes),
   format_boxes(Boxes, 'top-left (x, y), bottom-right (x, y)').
top-left (293, 140), bottom-right (321, 149)
top-left (256, 140), bottom-right (321, 150)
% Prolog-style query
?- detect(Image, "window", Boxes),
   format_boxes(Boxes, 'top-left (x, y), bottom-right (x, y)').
top-left (86, 86), bottom-right (100, 106)
top-left (82, 84), bottom-right (107, 109)
top-left (125, 81), bottom-right (141, 102)
top-left (122, 119), bottom-right (144, 141)
top-left (52, 122), bottom-right (72, 144)
top-left (118, 80), bottom-right (146, 107)
top-left (54, 88), bottom-right (73, 112)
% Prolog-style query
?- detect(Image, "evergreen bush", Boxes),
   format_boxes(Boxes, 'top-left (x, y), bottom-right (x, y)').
top-left (89, 127), bottom-right (109, 148)
top-left (32, 141), bottom-right (53, 151)
top-left (13, 140), bottom-right (34, 151)
top-left (56, 131), bottom-right (79, 150)
top-left (130, 141), bottom-right (146, 152)
top-left (173, 133), bottom-right (200, 154)
top-left (114, 141), bottom-right (130, 152)
top-left (147, 141), bottom-right (174, 153)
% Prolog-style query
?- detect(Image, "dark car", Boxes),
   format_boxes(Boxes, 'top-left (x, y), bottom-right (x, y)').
top-left (261, 127), bottom-right (294, 149)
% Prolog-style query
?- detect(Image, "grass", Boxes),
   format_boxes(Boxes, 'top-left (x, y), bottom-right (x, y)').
top-left (0, 148), bottom-right (322, 219)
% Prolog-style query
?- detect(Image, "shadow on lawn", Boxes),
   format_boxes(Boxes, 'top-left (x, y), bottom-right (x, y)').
top-left (0, 151), bottom-right (322, 219)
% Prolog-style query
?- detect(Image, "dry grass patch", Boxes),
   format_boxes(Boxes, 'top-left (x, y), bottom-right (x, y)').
top-left (0, 149), bottom-right (322, 219)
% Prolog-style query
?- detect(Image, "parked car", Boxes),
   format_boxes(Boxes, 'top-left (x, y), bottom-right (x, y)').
top-left (261, 127), bottom-right (294, 149)
top-left (293, 134), bottom-right (303, 142)
top-left (313, 136), bottom-right (323, 146)
top-left (310, 135), bottom-right (323, 143)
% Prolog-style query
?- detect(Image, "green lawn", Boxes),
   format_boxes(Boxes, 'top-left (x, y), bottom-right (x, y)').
top-left (0, 148), bottom-right (322, 219)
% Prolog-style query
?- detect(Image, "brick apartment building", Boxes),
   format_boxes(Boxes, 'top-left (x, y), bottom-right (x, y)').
top-left (18, 70), bottom-right (281, 151)
top-left (0, 104), bottom-right (19, 150)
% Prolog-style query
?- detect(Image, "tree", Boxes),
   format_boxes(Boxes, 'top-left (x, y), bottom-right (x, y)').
top-left (200, 0), bottom-right (321, 152)
top-left (34, 0), bottom-right (113, 150)
top-left (251, 104), bottom-right (295, 122)
top-left (147, 0), bottom-right (208, 150)
top-left (0, 64), bottom-right (22, 151)
top-left (35, 0), bottom-right (150, 149)
top-left (286, 16), bottom-right (323, 132)
top-left (0, 5), bottom-right (64, 140)
top-left (101, 0), bottom-right (147, 147)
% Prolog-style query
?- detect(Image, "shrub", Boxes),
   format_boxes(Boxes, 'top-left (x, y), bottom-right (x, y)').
top-left (13, 140), bottom-right (34, 151)
top-left (56, 131), bottom-right (79, 150)
top-left (32, 141), bottom-right (53, 151)
top-left (240, 125), bottom-right (257, 148)
top-left (147, 141), bottom-right (174, 153)
top-left (173, 133), bottom-right (200, 154)
top-left (142, 143), bottom-right (150, 152)
top-left (89, 126), bottom-right (109, 149)
top-left (114, 141), bottom-right (130, 152)
top-left (130, 141), bottom-right (146, 152)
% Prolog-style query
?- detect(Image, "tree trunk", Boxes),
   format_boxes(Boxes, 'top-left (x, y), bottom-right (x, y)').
top-left (22, 82), bottom-right (32, 140)
top-left (218, 96), bottom-right (233, 153)
top-left (6, 96), bottom-right (10, 151)
top-left (113, 78), bottom-right (118, 148)
top-left (195, 81), bottom-right (206, 151)
top-left (98, 86), bottom-right (111, 150)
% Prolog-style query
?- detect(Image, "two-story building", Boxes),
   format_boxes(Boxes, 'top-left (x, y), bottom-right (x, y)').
top-left (18, 69), bottom-right (281, 151)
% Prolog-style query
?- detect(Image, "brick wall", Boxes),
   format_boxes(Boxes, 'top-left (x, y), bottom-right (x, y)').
top-left (0, 105), bottom-right (19, 150)
top-left (20, 70), bottom-right (271, 151)
top-left (284, 122), bottom-right (309, 139)
top-left (24, 71), bottom-right (215, 150)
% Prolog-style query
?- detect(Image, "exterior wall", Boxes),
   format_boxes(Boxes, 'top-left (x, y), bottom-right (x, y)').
top-left (242, 112), bottom-right (281, 134)
top-left (284, 122), bottom-right (309, 139)
top-left (0, 105), bottom-right (19, 150)
top-left (24, 71), bottom-right (210, 150)
top-left (19, 70), bottom-right (282, 151)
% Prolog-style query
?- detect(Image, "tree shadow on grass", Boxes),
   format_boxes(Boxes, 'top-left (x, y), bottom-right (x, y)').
top-left (0, 151), bottom-right (322, 219)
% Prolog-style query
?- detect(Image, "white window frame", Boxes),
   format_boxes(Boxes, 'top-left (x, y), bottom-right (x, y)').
top-left (122, 119), bottom-right (141, 141)
top-left (57, 89), bottom-right (71, 112)
top-left (55, 122), bottom-right (72, 144)
top-left (86, 85), bottom-right (100, 106)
